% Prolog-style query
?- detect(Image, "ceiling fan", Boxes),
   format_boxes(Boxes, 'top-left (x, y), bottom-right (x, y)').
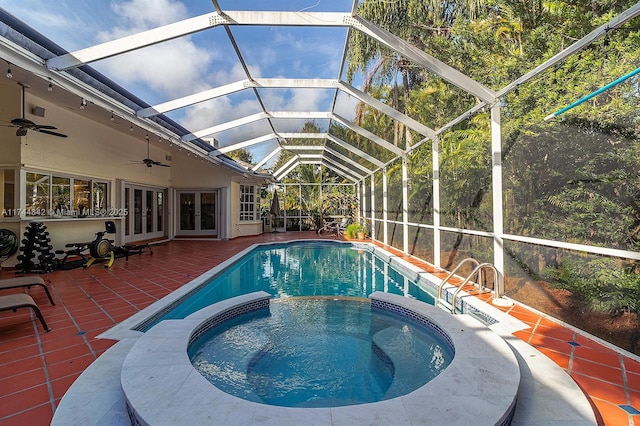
top-left (8, 117), bottom-right (68, 138)
top-left (2, 82), bottom-right (68, 138)
top-left (130, 135), bottom-right (170, 168)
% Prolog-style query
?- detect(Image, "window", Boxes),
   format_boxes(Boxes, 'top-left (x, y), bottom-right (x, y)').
top-left (1, 169), bottom-right (16, 217)
top-left (24, 172), bottom-right (109, 217)
top-left (239, 184), bottom-right (257, 221)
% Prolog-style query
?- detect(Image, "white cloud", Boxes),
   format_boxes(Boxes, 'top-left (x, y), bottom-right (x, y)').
top-left (108, 0), bottom-right (189, 32)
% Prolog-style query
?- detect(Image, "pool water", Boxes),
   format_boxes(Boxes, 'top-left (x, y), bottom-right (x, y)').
top-left (143, 242), bottom-right (434, 329)
top-left (189, 298), bottom-right (454, 407)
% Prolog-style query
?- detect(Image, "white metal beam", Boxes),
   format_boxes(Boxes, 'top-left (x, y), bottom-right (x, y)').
top-left (321, 160), bottom-right (359, 182)
top-left (281, 145), bottom-right (325, 150)
top-left (279, 132), bottom-right (328, 140)
top-left (270, 111), bottom-right (333, 120)
top-left (338, 81), bottom-right (436, 140)
top-left (138, 80), bottom-right (253, 118)
top-left (275, 159), bottom-right (302, 181)
top-left (253, 78), bottom-right (339, 89)
top-left (295, 158), bottom-right (361, 182)
top-left (46, 12), bottom-right (352, 70)
top-left (349, 15), bottom-right (496, 103)
top-left (324, 146), bottom-right (372, 175)
top-left (321, 156), bottom-right (364, 180)
top-left (252, 146), bottom-right (281, 171)
top-left (496, 3), bottom-right (640, 98)
top-left (273, 156), bottom-right (299, 179)
top-left (182, 112), bottom-right (268, 141)
top-left (326, 134), bottom-right (385, 168)
top-left (332, 114), bottom-right (404, 156)
top-left (217, 133), bottom-right (278, 154)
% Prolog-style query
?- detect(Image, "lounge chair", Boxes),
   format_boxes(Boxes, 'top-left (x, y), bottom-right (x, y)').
top-left (318, 217), bottom-right (350, 236)
top-left (0, 276), bottom-right (55, 305)
top-left (0, 293), bottom-right (51, 332)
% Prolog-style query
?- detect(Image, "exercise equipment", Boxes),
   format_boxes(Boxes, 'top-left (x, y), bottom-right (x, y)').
top-left (0, 229), bottom-right (18, 263)
top-left (15, 222), bottom-right (56, 273)
top-left (55, 221), bottom-right (153, 269)
top-left (84, 221), bottom-right (117, 268)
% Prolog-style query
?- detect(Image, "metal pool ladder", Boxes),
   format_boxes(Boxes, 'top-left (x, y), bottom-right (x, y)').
top-left (436, 258), bottom-right (503, 313)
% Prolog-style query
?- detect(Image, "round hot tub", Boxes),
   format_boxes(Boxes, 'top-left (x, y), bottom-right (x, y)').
top-left (121, 292), bottom-right (520, 425)
top-left (188, 298), bottom-right (454, 407)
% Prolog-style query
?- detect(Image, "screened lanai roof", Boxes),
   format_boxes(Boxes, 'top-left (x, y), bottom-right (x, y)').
top-left (1, 1), bottom-right (639, 181)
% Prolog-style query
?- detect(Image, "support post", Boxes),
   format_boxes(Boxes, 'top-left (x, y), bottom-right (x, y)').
top-left (370, 174), bottom-right (375, 239)
top-left (402, 156), bottom-right (409, 254)
top-left (432, 137), bottom-right (441, 268)
top-left (490, 103), bottom-right (511, 305)
top-left (383, 168), bottom-right (388, 245)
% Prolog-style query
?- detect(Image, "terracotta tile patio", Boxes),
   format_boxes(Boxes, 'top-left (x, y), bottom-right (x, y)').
top-left (0, 232), bottom-right (638, 425)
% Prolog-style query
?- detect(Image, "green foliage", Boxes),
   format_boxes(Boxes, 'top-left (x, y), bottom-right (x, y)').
top-left (544, 258), bottom-right (640, 316)
top-left (345, 223), bottom-right (368, 239)
top-left (226, 148), bottom-right (253, 164)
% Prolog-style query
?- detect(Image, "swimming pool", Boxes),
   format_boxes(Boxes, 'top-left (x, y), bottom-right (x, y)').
top-left (134, 241), bottom-right (438, 331)
top-left (189, 297), bottom-right (455, 408)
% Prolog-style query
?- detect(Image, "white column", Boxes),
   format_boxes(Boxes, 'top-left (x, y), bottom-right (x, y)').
top-left (370, 174), bottom-right (375, 239)
top-left (432, 137), bottom-right (441, 268)
top-left (383, 168), bottom-right (388, 245)
top-left (361, 180), bottom-right (366, 220)
top-left (402, 156), bottom-right (409, 254)
top-left (491, 103), bottom-right (506, 299)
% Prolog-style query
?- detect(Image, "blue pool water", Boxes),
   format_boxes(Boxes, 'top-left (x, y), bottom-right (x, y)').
top-left (189, 298), bottom-right (454, 407)
top-left (141, 241), bottom-right (435, 329)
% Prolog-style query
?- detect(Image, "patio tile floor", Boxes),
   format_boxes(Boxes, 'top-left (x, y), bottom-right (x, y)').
top-left (0, 232), bottom-right (637, 425)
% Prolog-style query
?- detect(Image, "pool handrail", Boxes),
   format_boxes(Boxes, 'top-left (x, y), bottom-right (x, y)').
top-left (450, 262), bottom-right (500, 313)
top-left (436, 258), bottom-right (481, 303)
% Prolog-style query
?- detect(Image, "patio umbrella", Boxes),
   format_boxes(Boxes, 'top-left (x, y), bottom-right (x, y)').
top-left (270, 191), bottom-right (281, 232)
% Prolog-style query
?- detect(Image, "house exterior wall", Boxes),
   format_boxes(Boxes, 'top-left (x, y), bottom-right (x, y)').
top-left (0, 88), bottom-right (265, 266)
top-left (230, 180), bottom-right (263, 238)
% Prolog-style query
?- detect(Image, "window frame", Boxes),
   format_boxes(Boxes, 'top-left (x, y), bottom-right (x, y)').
top-left (22, 170), bottom-right (110, 218)
top-left (239, 184), bottom-right (257, 221)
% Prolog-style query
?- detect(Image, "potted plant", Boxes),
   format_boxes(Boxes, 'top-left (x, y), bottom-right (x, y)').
top-left (345, 223), bottom-right (368, 239)
top-left (356, 224), bottom-right (368, 240)
top-left (345, 223), bottom-right (359, 239)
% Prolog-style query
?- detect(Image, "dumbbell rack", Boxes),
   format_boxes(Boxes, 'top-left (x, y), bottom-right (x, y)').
top-left (15, 222), bottom-right (57, 274)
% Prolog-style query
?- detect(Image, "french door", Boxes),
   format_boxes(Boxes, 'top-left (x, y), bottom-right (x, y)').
top-left (177, 190), bottom-right (218, 237)
top-left (124, 185), bottom-right (166, 243)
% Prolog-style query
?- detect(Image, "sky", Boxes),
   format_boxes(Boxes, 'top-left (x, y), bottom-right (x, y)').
top-left (0, 0), bottom-right (362, 166)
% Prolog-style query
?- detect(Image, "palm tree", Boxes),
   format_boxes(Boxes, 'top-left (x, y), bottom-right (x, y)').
top-left (346, 0), bottom-right (489, 147)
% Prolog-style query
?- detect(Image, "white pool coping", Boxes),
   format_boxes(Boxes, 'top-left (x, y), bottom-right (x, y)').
top-left (52, 240), bottom-right (599, 425)
top-left (121, 292), bottom-right (520, 426)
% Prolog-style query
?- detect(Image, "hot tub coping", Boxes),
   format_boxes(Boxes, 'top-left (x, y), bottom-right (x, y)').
top-left (121, 291), bottom-right (520, 426)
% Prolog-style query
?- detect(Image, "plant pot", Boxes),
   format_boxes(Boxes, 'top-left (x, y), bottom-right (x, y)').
top-left (357, 232), bottom-right (366, 240)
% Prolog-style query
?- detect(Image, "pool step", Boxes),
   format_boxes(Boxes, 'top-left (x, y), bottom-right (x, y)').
top-left (372, 326), bottom-right (449, 400)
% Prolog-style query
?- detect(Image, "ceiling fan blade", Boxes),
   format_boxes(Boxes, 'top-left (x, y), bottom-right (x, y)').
top-left (36, 129), bottom-right (68, 138)
top-left (11, 118), bottom-right (35, 127)
top-left (33, 124), bottom-right (58, 130)
top-left (148, 159), bottom-right (170, 167)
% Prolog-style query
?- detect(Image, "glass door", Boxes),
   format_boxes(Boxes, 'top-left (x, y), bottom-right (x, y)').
top-left (177, 191), bottom-right (218, 236)
top-left (124, 184), bottom-right (167, 243)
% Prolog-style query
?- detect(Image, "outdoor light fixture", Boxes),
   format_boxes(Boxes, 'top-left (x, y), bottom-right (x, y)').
top-left (80, 98), bottom-right (87, 109)
top-left (130, 123), bottom-right (134, 131)
top-left (47, 79), bottom-right (53, 91)
top-left (6, 63), bottom-right (12, 78)
top-left (110, 113), bottom-right (115, 121)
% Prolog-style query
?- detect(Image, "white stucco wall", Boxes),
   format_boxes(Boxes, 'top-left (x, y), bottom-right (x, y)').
top-left (0, 86), bottom-right (267, 269)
